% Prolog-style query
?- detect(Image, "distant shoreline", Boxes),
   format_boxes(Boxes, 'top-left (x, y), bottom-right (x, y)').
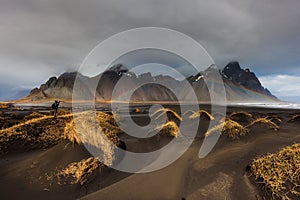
top-left (3, 101), bottom-right (300, 111)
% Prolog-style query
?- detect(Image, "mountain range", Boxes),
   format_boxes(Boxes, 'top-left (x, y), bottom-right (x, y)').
top-left (22, 61), bottom-right (277, 103)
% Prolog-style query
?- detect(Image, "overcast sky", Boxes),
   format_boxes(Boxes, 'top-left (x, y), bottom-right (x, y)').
top-left (0, 0), bottom-right (300, 102)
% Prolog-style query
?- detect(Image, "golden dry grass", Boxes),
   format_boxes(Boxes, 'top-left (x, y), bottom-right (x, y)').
top-left (228, 111), bottom-right (254, 126)
top-left (97, 112), bottom-right (120, 130)
top-left (133, 108), bottom-right (140, 113)
top-left (0, 113), bottom-right (74, 154)
top-left (63, 111), bottom-right (121, 146)
top-left (64, 119), bottom-right (82, 144)
top-left (0, 113), bottom-right (73, 135)
top-left (246, 117), bottom-right (280, 131)
top-left (0, 113), bottom-right (23, 129)
top-left (24, 112), bottom-right (46, 120)
top-left (288, 114), bottom-right (300, 122)
top-left (63, 111), bottom-right (122, 166)
top-left (250, 143), bottom-right (300, 199)
top-left (155, 121), bottom-right (180, 138)
top-left (0, 110), bottom-right (122, 162)
top-left (206, 119), bottom-right (249, 139)
top-left (264, 115), bottom-right (282, 126)
top-left (55, 109), bottom-right (71, 116)
top-left (184, 110), bottom-right (214, 120)
top-left (229, 111), bottom-right (253, 119)
top-left (152, 108), bottom-right (182, 122)
top-left (205, 116), bottom-right (280, 141)
top-left (50, 157), bottom-right (104, 185)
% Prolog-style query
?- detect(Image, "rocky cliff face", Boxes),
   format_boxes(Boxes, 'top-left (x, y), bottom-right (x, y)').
top-left (23, 62), bottom-right (278, 102)
top-left (222, 61), bottom-right (273, 97)
top-left (26, 72), bottom-right (92, 101)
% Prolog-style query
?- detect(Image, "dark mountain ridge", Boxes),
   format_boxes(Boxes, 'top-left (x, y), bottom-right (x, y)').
top-left (23, 62), bottom-right (278, 102)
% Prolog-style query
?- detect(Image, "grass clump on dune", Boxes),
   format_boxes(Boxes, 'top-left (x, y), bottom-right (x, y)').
top-left (152, 108), bottom-right (182, 122)
top-left (24, 112), bottom-right (46, 120)
top-left (229, 111), bottom-right (253, 119)
top-left (206, 119), bottom-right (249, 139)
top-left (0, 110), bottom-right (122, 163)
top-left (184, 110), bottom-right (214, 121)
top-left (228, 111), bottom-right (253, 126)
top-left (204, 114), bottom-right (281, 140)
top-left (64, 119), bottom-right (82, 144)
top-left (0, 113), bottom-right (23, 129)
top-left (265, 115), bottom-right (282, 124)
top-left (155, 121), bottom-right (180, 138)
top-left (250, 144), bottom-right (300, 200)
top-left (288, 114), bottom-right (300, 122)
top-left (0, 112), bottom-right (74, 135)
top-left (229, 111), bottom-right (252, 120)
top-left (246, 117), bottom-right (280, 131)
top-left (51, 157), bottom-right (104, 185)
top-left (64, 111), bottom-right (122, 166)
top-left (0, 113), bottom-right (73, 154)
top-left (63, 111), bottom-right (121, 146)
top-left (58, 109), bottom-right (71, 115)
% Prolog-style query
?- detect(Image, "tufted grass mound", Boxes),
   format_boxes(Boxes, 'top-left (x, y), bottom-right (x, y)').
top-left (206, 119), bottom-right (249, 139)
top-left (246, 117), bottom-right (280, 131)
top-left (152, 108), bottom-right (182, 122)
top-left (250, 144), bottom-right (300, 199)
top-left (155, 121), bottom-right (180, 138)
top-left (288, 114), bottom-right (300, 122)
top-left (49, 157), bottom-right (104, 185)
top-left (184, 109), bottom-right (214, 121)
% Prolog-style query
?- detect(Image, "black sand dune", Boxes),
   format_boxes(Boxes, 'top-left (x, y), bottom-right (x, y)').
top-left (0, 104), bottom-right (299, 200)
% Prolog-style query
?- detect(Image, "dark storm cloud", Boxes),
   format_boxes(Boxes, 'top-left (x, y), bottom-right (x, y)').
top-left (0, 0), bottom-right (300, 100)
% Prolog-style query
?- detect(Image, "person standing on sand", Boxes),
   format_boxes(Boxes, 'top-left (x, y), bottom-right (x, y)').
top-left (52, 100), bottom-right (60, 117)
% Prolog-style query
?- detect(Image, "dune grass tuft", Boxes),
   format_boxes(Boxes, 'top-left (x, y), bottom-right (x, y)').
top-left (63, 111), bottom-right (122, 166)
top-left (184, 110), bottom-right (214, 120)
top-left (52, 157), bottom-right (104, 185)
top-left (55, 109), bottom-right (71, 116)
top-left (206, 119), bottom-right (249, 139)
top-left (264, 115), bottom-right (282, 127)
top-left (288, 114), bottom-right (300, 122)
top-left (24, 112), bottom-right (46, 120)
top-left (0, 113), bottom-right (24, 129)
top-left (229, 111), bottom-right (253, 119)
top-left (0, 110), bottom-right (122, 163)
top-left (133, 108), bottom-right (141, 113)
top-left (155, 121), bottom-right (180, 138)
top-left (152, 108), bottom-right (182, 122)
top-left (250, 143), bottom-right (300, 199)
top-left (0, 113), bottom-right (74, 135)
top-left (64, 119), bottom-right (82, 144)
top-left (63, 111), bottom-right (121, 146)
top-left (0, 113), bottom-right (74, 154)
top-left (228, 111), bottom-right (254, 126)
top-left (246, 117), bottom-right (280, 131)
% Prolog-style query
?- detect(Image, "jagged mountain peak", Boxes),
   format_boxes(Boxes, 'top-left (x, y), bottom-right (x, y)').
top-left (22, 61), bottom-right (278, 102)
top-left (107, 64), bottom-right (129, 73)
top-left (222, 61), bottom-right (259, 88)
top-left (224, 61), bottom-right (241, 71)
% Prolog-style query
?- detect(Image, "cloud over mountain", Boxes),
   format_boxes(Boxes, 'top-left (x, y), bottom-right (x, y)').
top-left (0, 0), bottom-right (300, 101)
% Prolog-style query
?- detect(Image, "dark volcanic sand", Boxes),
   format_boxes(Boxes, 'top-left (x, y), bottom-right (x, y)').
top-left (0, 104), bottom-right (299, 200)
